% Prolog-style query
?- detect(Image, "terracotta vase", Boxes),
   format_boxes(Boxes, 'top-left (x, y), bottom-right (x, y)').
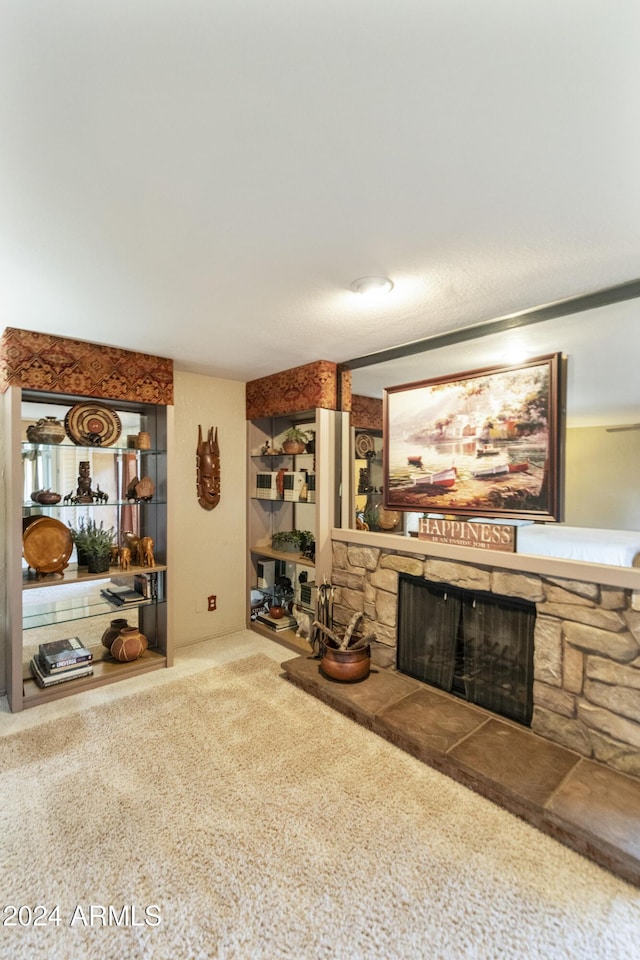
top-left (282, 440), bottom-right (306, 455)
top-left (101, 618), bottom-right (129, 649)
top-left (111, 625), bottom-right (148, 662)
top-left (269, 605), bottom-right (285, 620)
top-left (320, 644), bottom-right (371, 682)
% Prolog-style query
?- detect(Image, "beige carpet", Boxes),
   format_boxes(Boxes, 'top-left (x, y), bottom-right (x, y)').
top-left (1, 654), bottom-right (639, 960)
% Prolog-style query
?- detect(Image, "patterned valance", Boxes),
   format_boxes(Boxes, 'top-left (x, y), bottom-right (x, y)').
top-left (246, 360), bottom-right (351, 419)
top-left (0, 328), bottom-right (173, 404)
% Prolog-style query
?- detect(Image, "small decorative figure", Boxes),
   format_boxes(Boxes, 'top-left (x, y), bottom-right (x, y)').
top-left (293, 605), bottom-right (311, 639)
top-left (118, 546), bottom-right (131, 570)
top-left (196, 425), bottom-right (220, 510)
top-left (110, 545), bottom-right (121, 564)
top-left (95, 484), bottom-right (109, 503)
top-left (139, 536), bottom-right (154, 567)
top-left (126, 476), bottom-right (155, 502)
top-left (75, 460), bottom-right (94, 503)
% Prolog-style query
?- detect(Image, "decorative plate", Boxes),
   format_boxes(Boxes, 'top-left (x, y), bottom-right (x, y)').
top-left (64, 402), bottom-right (122, 447)
top-left (355, 433), bottom-right (375, 458)
top-left (23, 517), bottom-right (73, 576)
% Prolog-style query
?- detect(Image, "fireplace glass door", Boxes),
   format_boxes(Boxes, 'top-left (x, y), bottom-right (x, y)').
top-left (397, 575), bottom-right (535, 725)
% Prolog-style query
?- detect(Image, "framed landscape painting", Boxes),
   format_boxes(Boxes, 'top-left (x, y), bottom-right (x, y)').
top-left (383, 353), bottom-right (564, 521)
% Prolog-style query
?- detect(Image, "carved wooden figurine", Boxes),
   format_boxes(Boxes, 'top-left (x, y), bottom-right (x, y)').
top-left (196, 424), bottom-right (220, 510)
top-left (119, 546), bottom-right (131, 571)
top-left (139, 536), bottom-right (155, 567)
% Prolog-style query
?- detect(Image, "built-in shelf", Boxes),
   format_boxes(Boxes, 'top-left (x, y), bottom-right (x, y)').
top-left (21, 644), bottom-right (167, 707)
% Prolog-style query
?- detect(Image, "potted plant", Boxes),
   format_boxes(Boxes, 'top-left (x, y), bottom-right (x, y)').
top-left (271, 529), bottom-right (314, 554)
top-left (69, 518), bottom-right (117, 574)
top-left (282, 426), bottom-right (309, 455)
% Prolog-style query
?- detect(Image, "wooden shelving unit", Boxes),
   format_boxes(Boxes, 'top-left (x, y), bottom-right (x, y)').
top-left (2, 386), bottom-right (173, 711)
top-left (246, 408), bottom-right (343, 648)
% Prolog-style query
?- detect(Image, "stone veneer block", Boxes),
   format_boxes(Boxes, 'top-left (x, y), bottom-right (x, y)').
top-left (424, 559), bottom-right (491, 591)
top-left (584, 680), bottom-right (640, 724)
top-left (532, 707), bottom-right (592, 756)
top-left (545, 578), bottom-right (600, 600)
top-left (544, 583), bottom-right (596, 605)
top-left (533, 616), bottom-right (563, 685)
top-left (491, 571), bottom-right (544, 602)
top-left (590, 730), bottom-right (640, 779)
top-left (624, 608), bottom-right (640, 642)
top-left (448, 718), bottom-right (580, 808)
top-left (538, 602), bottom-right (626, 632)
top-left (587, 656), bottom-right (640, 689)
top-left (532, 680), bottom-right (576, 718)
top-left (375, 590), bottom-right (397, 627)
top-left (563, 643), bottom-right (585, 694)
top-left (380, 555), bottom-right (424, 576)
top-left (346, 546), bottom-right (379, 571)
top-left (547, 759), bottom-right (640, 863)
top-left (564, 621), bottom-right (639, 662)
top-left (578, 701), bottom-right (640, 750)
top-left (369, 568), bottom-right (399, 593)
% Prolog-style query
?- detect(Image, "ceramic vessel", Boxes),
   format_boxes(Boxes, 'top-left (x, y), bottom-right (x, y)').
top-left (282, 440), bottom-right (306, 455)
top-left (31, 490), bottom-right (62, 505)
top-left (320, 644), bottom-right (371, 682)
top-left (269, 605), bottom-right (285, 619)
top-left (111, 625), bottom-right (148, 662)
top-left (26, 416), bottom-right (66, 445)
top-left (101, 618), bottom-right (129, 649)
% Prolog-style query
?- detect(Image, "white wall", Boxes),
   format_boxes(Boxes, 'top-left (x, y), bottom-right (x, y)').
top-left (564, 426), bottom-right (640, 530)
top-left (170, 371), bottom-right (246, 647)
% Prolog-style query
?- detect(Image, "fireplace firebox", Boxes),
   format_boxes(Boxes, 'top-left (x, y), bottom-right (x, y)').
top-left (397, 575), bottom-right (536, 725)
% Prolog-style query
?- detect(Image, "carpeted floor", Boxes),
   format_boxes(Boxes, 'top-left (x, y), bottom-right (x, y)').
top-left (1, 653), bottom-right (639, 960)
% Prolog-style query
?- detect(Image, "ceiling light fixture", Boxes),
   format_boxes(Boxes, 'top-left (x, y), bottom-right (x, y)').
top-left (350, 276), bottom-right (394, 297)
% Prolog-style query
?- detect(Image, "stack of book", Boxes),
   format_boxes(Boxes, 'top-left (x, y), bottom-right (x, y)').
top-left (100, 583), bottom-right (146, 606)
top-left (255, 611), bottom-right (298, 632)
top-left (30, 637), bottom-right (94, 688)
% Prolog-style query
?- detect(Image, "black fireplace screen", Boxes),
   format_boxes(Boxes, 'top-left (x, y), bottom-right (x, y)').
top-left (397, 575), bottom-right (535, 725)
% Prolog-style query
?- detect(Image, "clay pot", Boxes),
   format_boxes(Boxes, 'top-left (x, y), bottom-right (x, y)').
top-left (31, 489), bottom-right (62, 505)
top-left (26, 416), bottom-right (66, 445)
top-left (101, 618), bottom-right (129, 650)
top-left (282, 440), bottom-right (306, 455)
top-left (320, 644), bottom-right (371, 683)
top-left (111, 626), bottom-right (148, 662)
top-left (269, 605), bottom-right (285, 620)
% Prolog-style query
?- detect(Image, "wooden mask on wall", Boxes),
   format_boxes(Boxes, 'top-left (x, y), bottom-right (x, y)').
top-left (196, 425), bottom-right (220, 510)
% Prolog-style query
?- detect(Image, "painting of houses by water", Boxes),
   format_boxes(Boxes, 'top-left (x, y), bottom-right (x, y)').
top-left (383, 353), bottom-right (564, 520)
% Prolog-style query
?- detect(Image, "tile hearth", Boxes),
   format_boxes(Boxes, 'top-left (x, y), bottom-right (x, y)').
top-left (282, 655), bottom-right (640, 888)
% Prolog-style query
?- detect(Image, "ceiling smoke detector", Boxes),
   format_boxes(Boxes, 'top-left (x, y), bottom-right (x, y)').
top-left (350, 276), bottom-right (394, 297)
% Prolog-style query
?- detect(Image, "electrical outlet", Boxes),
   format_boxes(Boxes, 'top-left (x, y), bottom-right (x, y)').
top-left (208, 595), bottom-right (217, 612)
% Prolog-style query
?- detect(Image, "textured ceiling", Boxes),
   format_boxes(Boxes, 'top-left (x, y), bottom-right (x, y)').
top-left (1, 1), bottom-right (639, 386)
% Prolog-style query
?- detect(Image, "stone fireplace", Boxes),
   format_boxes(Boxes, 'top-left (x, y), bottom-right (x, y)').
top-left (331, 532), bottom-right (640, 780)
